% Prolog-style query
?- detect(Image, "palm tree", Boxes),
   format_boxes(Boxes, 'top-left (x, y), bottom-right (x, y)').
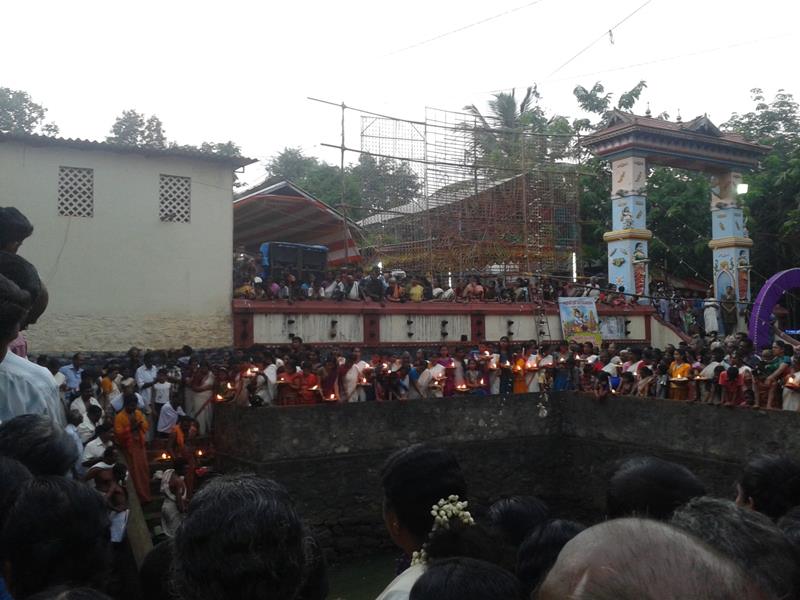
top-left (463, 85), bottom-right (571, 175)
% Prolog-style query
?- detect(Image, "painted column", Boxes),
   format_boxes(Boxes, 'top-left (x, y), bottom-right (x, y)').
top-left (603, 155), bottom-right (651, 301)
top-left (709, 172), bottom-right (752, 333)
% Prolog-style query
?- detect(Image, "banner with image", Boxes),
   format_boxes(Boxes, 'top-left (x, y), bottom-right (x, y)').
top-left (558, 296), bottom-right (602, 345)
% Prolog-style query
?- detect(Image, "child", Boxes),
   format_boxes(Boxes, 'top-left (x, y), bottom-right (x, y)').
top-left (578, 364), bottom-right (595, 393)
top-left (465, 359), bottom-right (487, 395)
top-left (654, 363), bottom-right (670, 399)
top-left (594, 371), bottom-right (611, 402)
top-left (617, 372), bottom-right (636, 396)
top-left (152, 368), bottom-right (172, 422)
top-left (719, 366), bottom-right (744, 406)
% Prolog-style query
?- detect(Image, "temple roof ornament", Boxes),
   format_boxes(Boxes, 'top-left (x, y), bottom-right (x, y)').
top-left (584, 109), bottom-right (769, 173)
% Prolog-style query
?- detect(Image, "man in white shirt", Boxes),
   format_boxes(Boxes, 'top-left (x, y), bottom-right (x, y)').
top-left (64, 409), bottom-right (85, 477)
top-left (135, 353), bottom-right (159, 410)
top-left (157, 396), bottom-right (186, 435)
top-left (0, 255), bottom-right (64, 427)
top-left (0, 350), bottom-right (65, 427)
top-left (82, 423), bottom-right (114, 467)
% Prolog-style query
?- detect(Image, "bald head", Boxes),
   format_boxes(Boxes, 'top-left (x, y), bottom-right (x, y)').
top-left (538, 518), bottom-right (767, 600)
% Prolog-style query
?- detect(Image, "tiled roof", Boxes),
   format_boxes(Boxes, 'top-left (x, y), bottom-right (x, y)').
top-left (0, 131), bottom-right (257, 168)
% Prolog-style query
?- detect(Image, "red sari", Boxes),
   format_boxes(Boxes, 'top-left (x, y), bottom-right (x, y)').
top-left (114, 409), bottom-right (151, 503)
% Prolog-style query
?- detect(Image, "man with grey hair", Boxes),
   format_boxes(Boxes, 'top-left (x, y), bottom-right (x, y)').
top-left (671, 496), bottom-right (800, 600)
top-left (537, 518), bottom-right (768, 599)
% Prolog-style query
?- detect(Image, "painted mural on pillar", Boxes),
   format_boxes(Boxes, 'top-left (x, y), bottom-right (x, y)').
top-left (737, 249), bottom-right (750, 300)
top-left (633, 242), bottom-right (648, 296)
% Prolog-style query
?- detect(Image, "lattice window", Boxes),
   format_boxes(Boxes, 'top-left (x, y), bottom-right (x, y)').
top-left (57, 167), bottom-right (94, 217)
top-left (159, 174), bottom-right (191, 223)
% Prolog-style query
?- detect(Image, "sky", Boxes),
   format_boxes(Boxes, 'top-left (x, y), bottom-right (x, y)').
top-left (2, 0), bottom-right (797, 188)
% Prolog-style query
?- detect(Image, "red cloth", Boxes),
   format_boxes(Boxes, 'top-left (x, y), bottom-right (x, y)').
top-left (719, 372), bottom-right (744, 405)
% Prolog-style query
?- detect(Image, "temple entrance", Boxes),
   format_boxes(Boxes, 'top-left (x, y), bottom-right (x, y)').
top-left (584, 110), bottom-right (769, 332)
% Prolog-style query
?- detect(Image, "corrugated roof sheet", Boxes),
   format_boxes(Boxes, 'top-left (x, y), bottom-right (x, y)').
top-left (0, 131), bottom-right (257, 169)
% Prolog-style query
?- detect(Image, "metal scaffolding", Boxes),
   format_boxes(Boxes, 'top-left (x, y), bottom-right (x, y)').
top-left (317, 98), bottom-right (582, 281)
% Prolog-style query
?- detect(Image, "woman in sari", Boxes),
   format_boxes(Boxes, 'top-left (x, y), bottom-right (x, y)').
top-left (668, 349), bottom-right (691, 401)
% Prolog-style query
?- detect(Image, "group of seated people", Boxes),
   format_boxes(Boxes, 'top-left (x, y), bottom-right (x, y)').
top-left (215, 331), bottom-right (800, 412)
top-left (4, 412), bottom-right (800, 600)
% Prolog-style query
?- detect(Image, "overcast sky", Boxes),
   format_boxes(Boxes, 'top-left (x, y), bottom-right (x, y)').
top-left (2, 0), bottom-right (796, 187)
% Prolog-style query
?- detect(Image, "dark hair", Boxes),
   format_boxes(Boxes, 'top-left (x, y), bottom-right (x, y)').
top-left (726, 366), bottom-right (739, 380)
top-left (0, 477), bottom-right (111, 598)
top-left (606, 456), bottom-right (706, 520)
top-left (778, 506), bottom-right (800, 550)
top-left (516, 519), bottom-right (585, 597)
top-left (139, 539), bottom-right (175, 600)
top-left (94, 423), bottom-right (112, 437)
top-left (295, 535), bottom-right (329, 600)
top-left (739, 454), bottom-right (800, 521)
top-left (620, 371), bottom-right (635, 383)
top-left (671, 496), bottom-right (800, 600)
top-left (640, 366), bottom-right (653, 378)
top-left (79, 381), bottom-right (93, 393)
top-left (0, 273), bottom-right (30, 340)
top-left (87, 405), bottom-right (103, 421)
top-left (0, 251), bottom-right (41, 302)
top-left (410, 557), bottom-right (523, 600)
top-left (486, 496), bottom-right (549, 547)
top-left (0, 415), bottom-right (78, 476)
top-left (173, 473), bottom-right (306, 600)
top-left (425, 519), bottom-right (511, 570)
top-left (0, 456), bottom-right (31, 522)
top-left (0, 207), bottom-right (34, 247)
top-left (25, 588), bottom-right (113, 600)
top-left (380, 444), bottom-right (467, 542)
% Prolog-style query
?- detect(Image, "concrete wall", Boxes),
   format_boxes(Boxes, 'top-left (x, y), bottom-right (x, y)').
top-left (0, 141), bottom-right (234, 352)
top-left (215, 393), bottom-right (800, 561)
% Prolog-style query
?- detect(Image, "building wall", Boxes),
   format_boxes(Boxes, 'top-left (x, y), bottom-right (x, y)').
top-left (0, 142), bottom-right (234, 352)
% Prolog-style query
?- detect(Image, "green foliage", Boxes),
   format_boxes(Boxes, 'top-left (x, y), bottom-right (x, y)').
top-left (143, 115), bottom-right (167, 148)
top-left (572, 80), bottom-right (647, 131)
top-left (0, 87), bottom-right (58, 135)
top-left (265, 147), bottom-right (420, 221)
top-left (107, 109), bottom-right (149, 145)
top-left (463, 85), bottom-right (572, 174)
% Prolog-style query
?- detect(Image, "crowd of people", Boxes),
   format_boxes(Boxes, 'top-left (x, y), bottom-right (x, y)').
top-left (4, 422), bottom-right (800, 599)
top-left (233, 258), bottom-right (749, 339)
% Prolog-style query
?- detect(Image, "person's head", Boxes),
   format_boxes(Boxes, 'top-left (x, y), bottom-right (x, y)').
top-left (380, 444), bottom-right (467, 554)
top-left (410, 557), bottom-right (523, 600)
top-left (671, 496), bottom-right (800, 600)
top-left (737, 454), bottom-right (800, 521)
top-left (0, 415), bottom-right (78, 476)
top-left (726, 366), bottom-right (740, 381)
top-left (0, 207), bottom-right (33, 253)
top-left (156, 368), bottom-right (168, 383)
top-left (486, 496), bottom-right (549, 548)
top-left (67, 409), bottom-right (83, 428)
top-left (0, 252), bottom-right (44, 329)
top-left (516, 519), bottom-right (585, 598)
top-left (139, 539), bottom-right (175, 600)
top-left (0, 273), bottom-right (30, 353)
top-left (773, 340), bottom-right (787, 357)
top-left (71, 353), bottom-right (82, 369)
top-left (123, 393), bottom-right (139, 415)
top-left (79, 381), bottom-right (93, 400)
top-left (620, 371), bottom-right (635, 384)
top-left (93, 423), bottom-right (113, 444)
top-left (606, 456), bottom-right (706, 520)
top-left (86, 404), bottom-right (103, 426)
top-left (173, 473), bottom-right (306, 600)
top-left (0, 476), bottom-right (111, 598)
top-left (0, 456), bottom-right (31, 524)
top-left (291, 336), bottom-right (303, 351)
top-left (538, 518), bottom-right (765, 600)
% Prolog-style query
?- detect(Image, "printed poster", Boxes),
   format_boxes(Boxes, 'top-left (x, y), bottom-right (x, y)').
top-left (558, 297), bottom-right (602, 345)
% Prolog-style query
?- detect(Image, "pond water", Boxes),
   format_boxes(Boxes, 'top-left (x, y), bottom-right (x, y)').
top-left (328, 553), bottom-right (398, 600)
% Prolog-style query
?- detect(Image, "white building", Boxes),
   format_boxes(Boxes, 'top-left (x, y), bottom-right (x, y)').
top-left (0, 132), bottom-right (255, 353)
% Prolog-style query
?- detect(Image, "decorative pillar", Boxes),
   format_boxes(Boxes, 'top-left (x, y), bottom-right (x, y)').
top-left (709, 172), bottom-right (752, 333)
top-left (603, 155), bottom-right (651, 301)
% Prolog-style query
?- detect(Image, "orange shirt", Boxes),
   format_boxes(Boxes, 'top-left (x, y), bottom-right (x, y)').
top-left (114, 409), bottom-right (148, 449)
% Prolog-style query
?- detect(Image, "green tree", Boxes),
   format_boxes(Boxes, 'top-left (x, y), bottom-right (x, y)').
top-left (143, 115), bottom-right (167, 148)
top-left (463, 85), bottom-right (572, 174)
top-left (351, 153), bottom-right (420, 213)
top-left (0, 87), bottom-right (59, 135)
top-left (106, 109), bottom-right (147, 145)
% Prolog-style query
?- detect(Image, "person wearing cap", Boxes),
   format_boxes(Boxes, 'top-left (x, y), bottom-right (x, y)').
top-left (603, 356), bottom-right (623, 391)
